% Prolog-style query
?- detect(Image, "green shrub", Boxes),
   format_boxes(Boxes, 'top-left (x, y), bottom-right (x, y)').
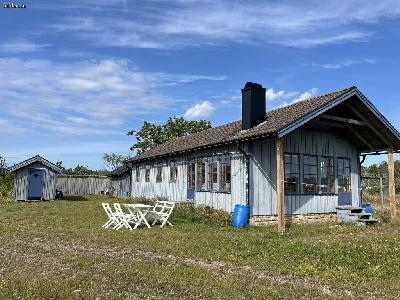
top-left (0, 171), bottom-right (13, 203)
top-left (127, 197), bottom-right (232, 226)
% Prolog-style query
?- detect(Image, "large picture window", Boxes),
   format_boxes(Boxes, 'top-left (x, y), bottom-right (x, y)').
top-left (208, 161), bottom-right (218, 190)
top-left (170, 161), bottom-right (178, 183)
top-left (188, 161), bottom-right (196, 188)
top-left (320, 157), bottom-right (334, 193)
top-left (338, 158), bottom-right (351, 192)
top-left (196, 161), bottom-right (206, 191)
top-left (303, 155), bottom-right (318, 193)
top-left (284, 154), bottom-right (300, 193)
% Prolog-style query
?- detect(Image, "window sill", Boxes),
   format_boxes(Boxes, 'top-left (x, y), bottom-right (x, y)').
top-left (195, 190), bottom-right (231, 194)
top-left (285, 193), bottom-right (339, 196)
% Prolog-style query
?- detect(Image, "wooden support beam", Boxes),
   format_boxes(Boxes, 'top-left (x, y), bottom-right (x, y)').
top-left (310, 119), bottom-right (346, 128)
top-left (344, 123), bottom-right (374, 150)
top-left (346, 102), bottom-right (392, 147)
top-left (320, 114), bottom-right (367, 126)
top-left (276, 138), bottom-right (285, 233)
top-left (388, 149), bottom-right (397, 219)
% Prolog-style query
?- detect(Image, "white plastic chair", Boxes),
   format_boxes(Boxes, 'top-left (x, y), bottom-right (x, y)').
top-left (101, 203), bottom-right (119, 229)
top-left (113, 203), bottom-right (137, 230)
top-left (146, 200), bottom-right (175, 227)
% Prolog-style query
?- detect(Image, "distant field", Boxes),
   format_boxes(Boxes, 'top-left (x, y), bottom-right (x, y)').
top-left (1, 195), bottom-right (400, 299)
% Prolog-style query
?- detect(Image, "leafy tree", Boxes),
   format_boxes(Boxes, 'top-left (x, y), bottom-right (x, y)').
top-left (128, 117), bottom-right (211, 154)
top-left (0, 155), bottom-right (13, 199)
top-left (56, 161), bottom-right (108, 176)
top-left (103, 153), bottom-right (131, 170)
top-left (56, 161), bottom-right (66, 172)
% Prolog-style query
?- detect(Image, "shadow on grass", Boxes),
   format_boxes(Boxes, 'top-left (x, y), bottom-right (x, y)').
top-left (63, 196), bottom-right (90, 202)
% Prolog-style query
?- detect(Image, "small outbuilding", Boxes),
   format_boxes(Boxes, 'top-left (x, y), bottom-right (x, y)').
top-left (108, 165), bottom-right (131, 196)
top-left (8, 155), bottom-right (62, 201)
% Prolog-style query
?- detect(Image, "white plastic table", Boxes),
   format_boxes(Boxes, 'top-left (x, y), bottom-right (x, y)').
top-left (123, 204), bottom-right (153, 229)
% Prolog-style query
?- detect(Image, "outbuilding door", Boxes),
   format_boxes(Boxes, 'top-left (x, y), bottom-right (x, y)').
top-left (28, 168), bottom-right (44, 200)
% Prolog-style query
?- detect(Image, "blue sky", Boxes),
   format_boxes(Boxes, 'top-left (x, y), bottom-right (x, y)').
top-left (1, 0), bottom-right (399, 169)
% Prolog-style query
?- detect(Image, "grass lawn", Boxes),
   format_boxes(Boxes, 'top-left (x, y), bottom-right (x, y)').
top-left (1, 195), bottom-right (400, 299)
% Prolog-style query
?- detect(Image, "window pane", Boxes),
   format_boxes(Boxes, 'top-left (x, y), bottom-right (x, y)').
top-left (196, 161), bottom-right (206, 191)
top-left (284, 154), bottom-right (300, 193)
top-left (320, 157), bottom-right (334, 193)
top-left (156, 165), bottom-right (162, 182)
top-left (188, 162), bottom-right (195, 188)
top-left (303, 155), bottom-right (318, 194)
top-left (135, 167), bottom-right (140, 182)
top-left (338, 158), bottom-right (351, 192)
top-left (220, 157), bottom-right (231, 192)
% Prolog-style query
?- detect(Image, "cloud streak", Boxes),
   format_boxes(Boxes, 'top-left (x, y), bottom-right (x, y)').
top-left (312, 58), bottom-right (377, 69)
top-left (0, 58), bottom-right (224, 136)
top-left (0, 40), bottom-right (50, 53)
top-left (39, 0), bottom-right (400, 49)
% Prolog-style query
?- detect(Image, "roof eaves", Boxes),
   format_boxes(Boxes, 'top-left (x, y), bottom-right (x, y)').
top-left (354, 89), bottom-right (400, 144)
top-left (8, 155), bottom-right (62, 173)
top-left (277, 87), bottom-right (357, 138)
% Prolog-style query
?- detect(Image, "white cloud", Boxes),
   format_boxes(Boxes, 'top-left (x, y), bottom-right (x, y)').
top-left (41, 0), bottom-right (400, 49)
top-left (265, 88), bottom-right (299, 102)
top-left (0, 40), bottom-right (50, 53)
top-left (292, 88), bottom-right (319, 103)
top-left (269, 88), bottom-right (320, 108)
top-left (0, 58), bottom-right (224, 136)
top-left (184, 101), bottom-right (215, 120)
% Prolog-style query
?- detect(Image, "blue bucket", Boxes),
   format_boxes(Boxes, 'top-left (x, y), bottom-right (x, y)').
top-left (362, 203), bottom-right (374, 214)
top-left (232, 204), bottom-right (249, 228)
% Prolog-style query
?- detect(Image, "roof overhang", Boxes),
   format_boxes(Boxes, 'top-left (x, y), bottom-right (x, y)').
top-left (277, 88), bottom-right (400, 152)
top-left (8, 155), bottom-right (62, 173)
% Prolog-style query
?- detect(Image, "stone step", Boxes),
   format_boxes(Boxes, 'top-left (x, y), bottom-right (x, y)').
top-left (358, 213), bottom-right (373, 220)
top-left (357, 218), bottom-right (379, 225)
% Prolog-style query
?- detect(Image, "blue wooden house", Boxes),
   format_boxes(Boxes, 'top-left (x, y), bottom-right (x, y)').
top-left (123, 82), bottom-right (400, 228)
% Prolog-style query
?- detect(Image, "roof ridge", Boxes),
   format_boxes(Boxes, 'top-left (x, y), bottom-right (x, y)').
top-left (129, 85), bottom-right (357, 162)
top-left (266, 85), bottom-right (356, 114)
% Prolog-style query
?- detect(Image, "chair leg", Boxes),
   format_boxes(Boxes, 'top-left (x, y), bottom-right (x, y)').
top-left (102, 219), bottom-right (113, 228)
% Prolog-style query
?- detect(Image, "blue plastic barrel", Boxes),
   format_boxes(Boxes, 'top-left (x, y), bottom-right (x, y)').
top-left (232, 204), bottom-right (249, 228)
top-left (362, 203), bottom-right (374, 214)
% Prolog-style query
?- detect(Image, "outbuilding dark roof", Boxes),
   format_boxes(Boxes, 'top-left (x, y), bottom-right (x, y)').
top-left (128, 86), bottom-right (400, 162)
top-left (108, 165), bottom-right (131, 177)
top-left (8, 155), bottom-right (62, 173)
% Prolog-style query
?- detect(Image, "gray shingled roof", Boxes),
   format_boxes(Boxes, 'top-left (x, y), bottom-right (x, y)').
top-left (128, 86), bottom-right (356, 162)
top-left (8, 155), bottom-right (62, 173)
top-left (108, 165), bottom-right (131, 177)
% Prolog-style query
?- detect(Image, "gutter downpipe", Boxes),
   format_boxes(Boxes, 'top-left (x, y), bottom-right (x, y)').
top-left (236, 141), bottom-right (250, 207)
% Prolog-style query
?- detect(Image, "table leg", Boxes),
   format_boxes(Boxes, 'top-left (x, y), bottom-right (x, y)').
top-left (134, 210), bottom-right (151, 229)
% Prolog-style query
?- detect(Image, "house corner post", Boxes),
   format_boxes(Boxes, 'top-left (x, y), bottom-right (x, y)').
top-left (276, 138), bottom-right (285, 233)
top-left (388, 149), bottom-right (397, 219)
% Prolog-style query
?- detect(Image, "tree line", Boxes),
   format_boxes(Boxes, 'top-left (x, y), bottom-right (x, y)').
top-left (362, 160), bottom-right (400, 194)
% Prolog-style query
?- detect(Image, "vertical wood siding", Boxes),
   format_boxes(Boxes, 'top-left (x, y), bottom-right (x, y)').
top-left (13, 162), bottom-right (58, 201)
top-left (13, 168), bottom-right (28, 201)
top-left (57, 177), bottom-right (111, 195)
top-left (131, 145), bottom-right (247, 213)
top-left (111, 173), bottom-right (131, 196)
top-left (251, 127), bottom-right (360, 216)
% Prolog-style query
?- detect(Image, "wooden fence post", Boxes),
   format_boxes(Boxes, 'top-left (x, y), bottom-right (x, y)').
top-left (388, 149), bottom-right (397, 219)
top-left (276, 138), bottom-right (285, 233)
top-left (380, 176), bottom-right (384, 217)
